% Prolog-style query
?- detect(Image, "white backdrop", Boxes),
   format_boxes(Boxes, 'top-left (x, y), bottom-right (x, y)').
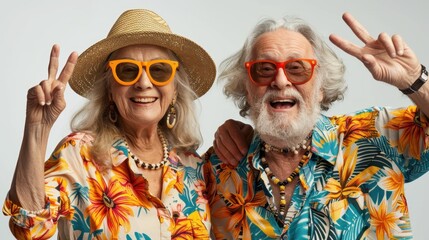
top-left (1, 0), bottom-right (428, 239)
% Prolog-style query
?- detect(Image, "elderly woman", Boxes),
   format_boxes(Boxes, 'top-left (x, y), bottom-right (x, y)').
top-left (3, 9), bottom-right (216, 239)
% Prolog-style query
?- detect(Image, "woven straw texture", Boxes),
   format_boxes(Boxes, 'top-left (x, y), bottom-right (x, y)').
top-left (69, 9), bottom-right (216, 98)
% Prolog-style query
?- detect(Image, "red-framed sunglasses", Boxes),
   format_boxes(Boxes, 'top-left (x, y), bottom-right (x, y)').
top-left (245, 59), bottom-right (317, 86)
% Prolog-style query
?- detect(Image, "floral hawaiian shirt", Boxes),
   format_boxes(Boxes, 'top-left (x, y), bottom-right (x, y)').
top-left (3, 132), bottom-right (211, 239)
top-left (205, 106), bottom-right (429, 239)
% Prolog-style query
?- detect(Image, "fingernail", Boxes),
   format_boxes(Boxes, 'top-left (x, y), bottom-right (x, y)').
top-left (46, 102), bottom-right (52, 105)
top-left (40, 101), bottom-right (45, 106)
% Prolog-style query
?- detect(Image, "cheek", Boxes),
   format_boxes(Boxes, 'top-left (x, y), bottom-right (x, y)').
top-left (246, 84), bottom-right (265, 106)
top-left (112, 95), bottom-right (127, 114)
top-left (110, 85), bottom-right (129, 106)
top-left (160, 85), bottom-right (175, 107)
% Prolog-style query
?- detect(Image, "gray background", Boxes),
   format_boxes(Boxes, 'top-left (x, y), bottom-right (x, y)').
top-left (1, 0), bottom-right (428, 239)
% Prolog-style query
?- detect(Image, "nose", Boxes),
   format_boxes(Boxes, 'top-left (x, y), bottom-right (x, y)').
top-left (134, 68), bottom-right (153, 89)
top-left (270, 68), bottom-right (293, 89)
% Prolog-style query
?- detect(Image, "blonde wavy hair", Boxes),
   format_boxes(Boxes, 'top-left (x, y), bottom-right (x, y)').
top-left (70, 49), bottom-right (202, 170)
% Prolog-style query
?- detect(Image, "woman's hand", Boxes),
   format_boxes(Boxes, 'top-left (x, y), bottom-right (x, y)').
top-left (329, 12), bottom-right (421, 90)
top-left (25, 44), bottom-right (78, 127)
top-left (213, 119), bottom-right (254, 167)
top-left (8, 44), bottom-right (78, 210)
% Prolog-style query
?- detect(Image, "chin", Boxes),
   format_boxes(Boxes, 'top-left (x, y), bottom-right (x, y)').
top-left (253, 104), bottom-right (319, 148)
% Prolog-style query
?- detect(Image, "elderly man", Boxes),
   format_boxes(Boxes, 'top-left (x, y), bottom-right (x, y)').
top-left (205, 12), bottom-right (429, 239)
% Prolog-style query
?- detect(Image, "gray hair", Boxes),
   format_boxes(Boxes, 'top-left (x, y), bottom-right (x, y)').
top-left (70, 50), bottom-right (202, 170)
top-left (219, 16), bottom-right (347, 117)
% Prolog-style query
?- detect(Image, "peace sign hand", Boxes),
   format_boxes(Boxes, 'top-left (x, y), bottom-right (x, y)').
top-left (25, 44), bottom-right (78, 127)
top-left (329, 12), bottom-right (421, 89)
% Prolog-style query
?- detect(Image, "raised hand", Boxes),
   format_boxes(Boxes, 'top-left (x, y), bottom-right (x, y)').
top-left (25, 44), bottom-right (78, 127)
top-left (329, 12), bottom-right (421, 89)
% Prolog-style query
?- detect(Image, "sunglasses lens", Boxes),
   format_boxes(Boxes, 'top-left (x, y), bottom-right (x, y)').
top-left (249, 60), bottom-right (314, 85)
top-left (284, 60), bottom-right (313, 83)
top-left (149, 62), bottom-right (174, 82)
top-left (115, 62), bottom-right (140, 82)
top-left (250, 62), bottom-right (277, 85)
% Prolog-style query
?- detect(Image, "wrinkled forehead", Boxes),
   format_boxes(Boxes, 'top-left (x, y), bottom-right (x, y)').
top-left (251, 29), bottom-right (314, 60)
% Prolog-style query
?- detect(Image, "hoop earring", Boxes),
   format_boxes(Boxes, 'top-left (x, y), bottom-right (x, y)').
top-left (166, 101), bottom-right (177, 129)
top-left (109, 104), bottom-right (118, 123)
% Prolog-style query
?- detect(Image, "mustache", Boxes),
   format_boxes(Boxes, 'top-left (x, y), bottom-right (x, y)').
top-left (261, 88), bottom-right (304, 103)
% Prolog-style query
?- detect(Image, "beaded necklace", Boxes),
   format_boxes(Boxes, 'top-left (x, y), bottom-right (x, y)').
top-left (260, 143), bottom-right (312, 221)
top-left (123, 128), bottom-right (169, 170)
top-left (262, 132), bottom-right (312, 155)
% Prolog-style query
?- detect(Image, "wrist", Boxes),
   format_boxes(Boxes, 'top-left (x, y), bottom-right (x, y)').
top-left (399, 64), bottom-right (428, 95)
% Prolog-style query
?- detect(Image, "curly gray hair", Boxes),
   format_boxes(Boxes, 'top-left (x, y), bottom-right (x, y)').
top-left (219, 16), bottom-right (347, 117)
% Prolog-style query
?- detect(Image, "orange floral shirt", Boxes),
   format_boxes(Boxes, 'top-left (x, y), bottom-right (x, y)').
top-left (3, 132), bottom-right (211, 239)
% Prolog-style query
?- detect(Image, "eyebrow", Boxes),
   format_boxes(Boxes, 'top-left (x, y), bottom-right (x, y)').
top-left (253, 50), bottom-right (306, 60)
top-left (253, 54), bottom-right (306, 61)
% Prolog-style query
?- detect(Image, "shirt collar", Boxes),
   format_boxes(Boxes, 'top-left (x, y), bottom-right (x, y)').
top-left (110, 138), bottom-right (129, 167)
top-left (109, 137), bottom-right (181, 173)
top-left (247, 114), bottom-right (339, 167)
top-left (311, 114), bottom-right (339, 165)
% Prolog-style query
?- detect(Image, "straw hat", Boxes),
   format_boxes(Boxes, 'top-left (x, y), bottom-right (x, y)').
top-left (69, 9), bottom-right (216, 98)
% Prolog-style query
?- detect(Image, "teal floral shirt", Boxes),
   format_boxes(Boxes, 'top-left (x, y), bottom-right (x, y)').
top-left (206, 106), bottom-right (429, 239)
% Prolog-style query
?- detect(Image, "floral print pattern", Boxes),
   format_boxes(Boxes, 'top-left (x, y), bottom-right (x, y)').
top-left (3, 132), bottom-right (210, 239)
top-left (206, 106), bottom-right (429, 239)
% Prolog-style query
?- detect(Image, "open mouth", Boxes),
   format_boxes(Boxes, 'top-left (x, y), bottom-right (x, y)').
top-left (269, 99), bottom-right (297, 109)
top-left (130, 97), bottom-right (157, 103)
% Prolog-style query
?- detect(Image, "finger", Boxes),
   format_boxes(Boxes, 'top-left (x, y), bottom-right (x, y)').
top-left (361, 54), bottom-right (380, 78)
top-left (377, 33), bottom-right (396, 58)
top-left (342, 12), bottom-right (374, 44)
top-left (51, 81), bottom-right (67, 103)
top-left (28, 85), bottom-right (47, 106)
top-left (57, 51), bottom-right (78, 86)
top-left (39, 80), bottom-right (53, 105)
top-left (213, 139), bottom-right (238, 167)
top-left (392, 34), bottom-right (404, 56)
top-left (213, 140), bottom-right (229, 166)
top-left (238, 124), bottom-right (253, 155)
top-left (221, 120), bottom-right (248, 159)
top-left (48, 44), bottom-right (60, 82)
top-left (214, 128), bottom-right (242, 163)
top-left (329, 34), bottom-right (362, 60)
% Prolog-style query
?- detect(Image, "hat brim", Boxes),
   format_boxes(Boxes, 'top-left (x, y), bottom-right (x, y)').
top-left (70, 31), bottom-right (216, 98)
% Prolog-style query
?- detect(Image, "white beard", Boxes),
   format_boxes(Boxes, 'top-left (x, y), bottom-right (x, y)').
top-left (249, 88), bottom-right (321, 149)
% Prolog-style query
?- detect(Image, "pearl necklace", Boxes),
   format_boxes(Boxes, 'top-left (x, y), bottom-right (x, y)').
top-left (123, 128), bottom-right (169, 170)
top-left (262, 132), bottom-right (312, 155)
top-left (260, 144), bottom-right (312, 221)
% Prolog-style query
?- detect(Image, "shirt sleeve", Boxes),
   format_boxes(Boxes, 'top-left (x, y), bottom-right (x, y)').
top-left (2, 133), bottom-right (87, 239)
top-left (375, 106), bottom-right (429, 181)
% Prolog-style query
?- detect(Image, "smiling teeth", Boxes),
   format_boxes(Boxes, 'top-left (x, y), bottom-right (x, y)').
top-left (133, 97), bottom-right (156, 103)
top-left (272, 99), bottom-right (295, 104)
